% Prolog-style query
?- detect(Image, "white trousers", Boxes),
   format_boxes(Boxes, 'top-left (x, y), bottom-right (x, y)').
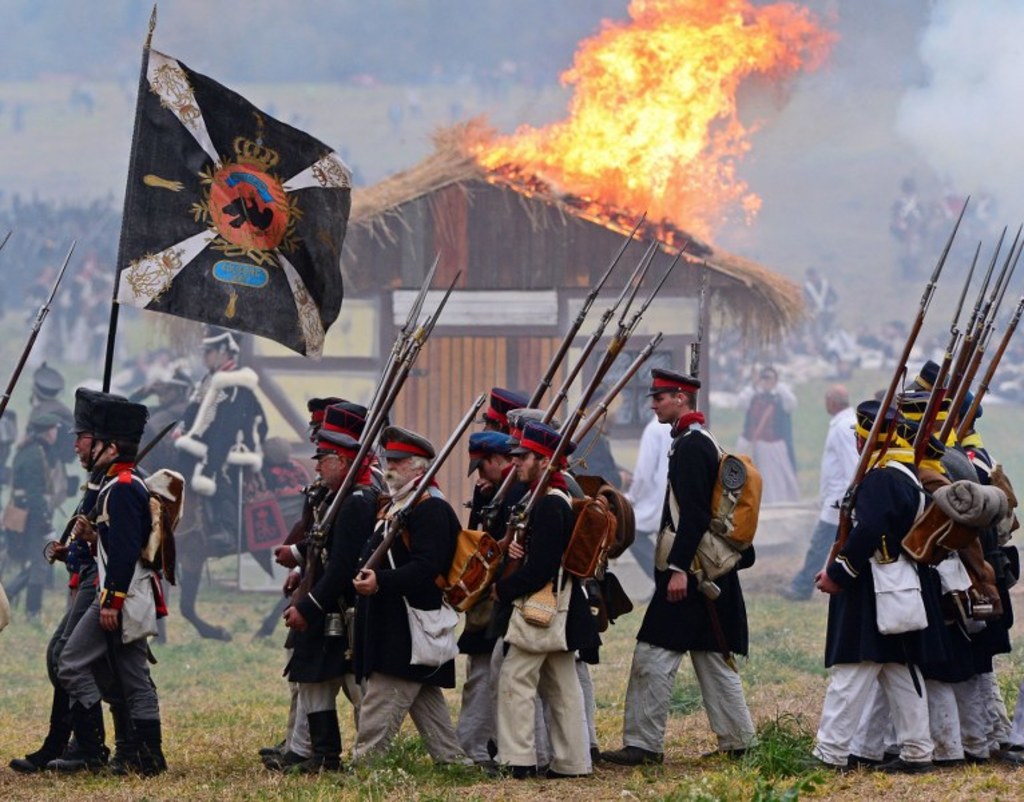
top-left (496, 645), bottom-right (590, 775)
top-left (814, 662), bottom-right (932, 766)
top-left (352, 673), bottom-right (464, 763)
top-left (489, 638), bottom-right (551, 765)
top-left (622, 642), bottom-right (755, 754)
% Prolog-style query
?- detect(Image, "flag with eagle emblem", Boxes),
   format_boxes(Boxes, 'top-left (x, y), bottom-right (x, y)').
top-left (116, 50), bottom-right (350, 357)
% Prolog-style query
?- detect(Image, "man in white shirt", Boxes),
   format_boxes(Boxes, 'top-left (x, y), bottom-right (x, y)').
top-left (782, 384), bottom-right (857, 601)
top-left (625, 414), bottom-right (673, 582)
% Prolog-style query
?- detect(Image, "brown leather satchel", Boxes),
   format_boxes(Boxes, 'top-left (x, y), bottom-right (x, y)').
top-left (563, 494), bottom-right (618, 579)
top-left (575, 474), bottom-right (636, 560)
top-left (902, 468), bottom-right (979, 565)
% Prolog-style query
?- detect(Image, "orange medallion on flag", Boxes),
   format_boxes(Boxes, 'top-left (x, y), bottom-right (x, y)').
top-left (208, 160), bottom-right (288, 252)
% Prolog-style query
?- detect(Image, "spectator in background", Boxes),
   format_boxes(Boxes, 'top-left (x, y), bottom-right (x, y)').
top-left (781, 385), bottom-right (856, 601)
top-left (735, 366), bottom-right (800, 504)
top-left (624, 413), bottom-right (672, 583)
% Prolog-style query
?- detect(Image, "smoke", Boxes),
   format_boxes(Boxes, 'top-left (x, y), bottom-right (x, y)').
top-left (896, 1), bottom-right (1024, 220)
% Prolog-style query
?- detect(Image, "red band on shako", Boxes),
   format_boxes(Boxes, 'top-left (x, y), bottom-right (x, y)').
top-left (651, 376), bottom-right (692, 393)
top-left (310, 409), bottom-right (327, 425)
top-left (317, 440), bottom-right (358, 459)
top-left (484, 407), bottom-right (506, 425)
top-left (384, 440), bottom-right (431, 458)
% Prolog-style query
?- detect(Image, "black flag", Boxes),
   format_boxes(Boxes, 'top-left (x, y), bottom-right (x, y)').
top-left (116, 50), bottom-right (350, 357)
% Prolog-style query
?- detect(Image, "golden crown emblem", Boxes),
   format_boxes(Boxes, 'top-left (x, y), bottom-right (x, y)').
top-left (233, 136), bottom-right (279, 171)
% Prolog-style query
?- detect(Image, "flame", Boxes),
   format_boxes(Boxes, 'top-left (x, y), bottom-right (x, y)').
top-left (472, 0), bottom-right (835, 241)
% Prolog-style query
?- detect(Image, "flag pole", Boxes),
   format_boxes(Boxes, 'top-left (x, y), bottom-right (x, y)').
top-left (103, 5), bottom-right (157, 392)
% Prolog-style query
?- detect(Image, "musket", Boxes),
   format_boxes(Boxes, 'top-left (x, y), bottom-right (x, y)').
top-left (959, 292), bottom-right (1024, 439)
top-left (941, 234), bottom-right (1023, 443)
top-left (0, 231), bottom-right (11, 257)
top-left (0, 241), bottom-right (75, 421)
top-left (363, 271), bottom-right (460, 439)
top-left (366, 254), bottom-right (440, 419)
top-left (569, 332), bottom-right (663, 461)
top-left (947, 231), bottom-right (1004, 393)
top-left (690, 263), bottom-right (709, 378)
top-left (46, 416), bottom-right (179, 560)
top-left (527, 213), bottom-right (645, 409)
top-left (360, 394), bottom-right (486, 573)
top-left (543, 238), bottom-right (659, 421)
top-left (826, 197), bottom-right (967, 569)
top-left (912, 244), bottom-right (978, 463)
top-left (294, 271), bottom-right (460, 602)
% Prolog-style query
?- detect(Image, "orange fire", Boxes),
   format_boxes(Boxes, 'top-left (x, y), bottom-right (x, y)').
top-left (472, 0), bottom-right (835, 241)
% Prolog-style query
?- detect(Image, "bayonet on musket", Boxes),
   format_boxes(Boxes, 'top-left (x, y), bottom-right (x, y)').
top-left (912, 246), bottom-right (978, 462)
top-left (0, 231), bottom-right (11, 256)
top-left (528, 213), bottom-right (645, 409)
top-left (0, 240), bottom-right (75, 420)
top-left (544, 238), bottom-right (659, 421)
top-left (827, 196), bottom-right (967, 567)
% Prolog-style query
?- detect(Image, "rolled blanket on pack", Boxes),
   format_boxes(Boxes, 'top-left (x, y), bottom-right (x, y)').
top-left (933, 481), bottom-right (1008, 527)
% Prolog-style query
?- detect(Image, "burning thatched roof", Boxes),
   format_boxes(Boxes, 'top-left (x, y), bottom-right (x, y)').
top-left (347, 121), bottom-right (803, 342)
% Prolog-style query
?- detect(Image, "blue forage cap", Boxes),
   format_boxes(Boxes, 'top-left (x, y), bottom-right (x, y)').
top-left (467, 431), bottom-right (514, 475)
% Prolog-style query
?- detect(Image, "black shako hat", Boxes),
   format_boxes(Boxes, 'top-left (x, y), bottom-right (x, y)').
top-left (647, 368), bottom-right (701, 397)
top-left (306, 396), bottom-right (345, 426)
top-left (380, 425), bottom-right (435, 460)
top-left (480, 387), bottom-right (530, 428)
top-left (73, 388), bottom-right (148, 444)
top-left (316, 403), bottom-right (366, 458)
top-left (910, 360), bottom-right (941, 392)
top-left (509, 420), bottom-right (575, 460)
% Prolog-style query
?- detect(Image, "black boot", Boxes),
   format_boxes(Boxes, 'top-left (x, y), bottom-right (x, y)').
top-left (47, 702), bottom-right (108, 773)
top-left (287, 710), bottom-right (342, 773)
top-left (108, 703), bottom-right (141, 775)
top-left (9, 686), bottom-right (73, 773)
top-left (133, 718), bottom-right (167, 776)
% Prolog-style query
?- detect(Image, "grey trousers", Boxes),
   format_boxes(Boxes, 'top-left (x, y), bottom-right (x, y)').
top-left (457, 652), bottom-right (494, 762)
top-left (352, 672), bottom-right (464, 764)
top-left (623, 642), bottom-right (756, 754)
top-left (47, 564), bottom-right (99, 686)
top-left (57, 598), bottom-right (159, 720)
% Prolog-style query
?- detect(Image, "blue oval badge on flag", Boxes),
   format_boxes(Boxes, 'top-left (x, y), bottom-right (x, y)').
top-left (213, 260), bottom-right (269, 288)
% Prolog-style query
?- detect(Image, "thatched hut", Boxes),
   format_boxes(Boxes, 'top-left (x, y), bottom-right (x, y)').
top-left (250, 122), bottom-right (802, 504)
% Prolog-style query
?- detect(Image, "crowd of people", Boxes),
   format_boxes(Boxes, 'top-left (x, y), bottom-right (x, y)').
top-left (0, 322), bottom-right (1022, 781)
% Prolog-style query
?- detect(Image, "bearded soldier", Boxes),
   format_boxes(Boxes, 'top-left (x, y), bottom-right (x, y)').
top-left (351, 426), bottom-right (465, 764)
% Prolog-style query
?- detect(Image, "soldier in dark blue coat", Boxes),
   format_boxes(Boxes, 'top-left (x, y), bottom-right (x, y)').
top-left (350, 426), bottom-right (465, 764)
top-left (812, 400), bottom-right (947, 772)
top-left (604, 369), bottom-right (756, 767)
top-left (53, 389), bottom-right (166, 776)
top-left (278, 404), bottom-right (378, 773)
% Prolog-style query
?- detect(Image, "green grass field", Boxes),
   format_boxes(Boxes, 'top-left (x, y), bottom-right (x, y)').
top-left (3, 543), bottom-right (1024, 801)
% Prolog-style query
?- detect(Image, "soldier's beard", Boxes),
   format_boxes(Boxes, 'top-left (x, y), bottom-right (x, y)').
top-left (385, 470), bottom-right (413, 497)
